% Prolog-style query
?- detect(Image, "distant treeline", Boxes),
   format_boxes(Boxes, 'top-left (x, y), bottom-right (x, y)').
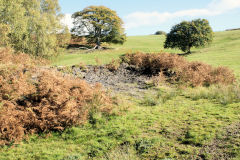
top-left (226, 28), bottom-right (240, 31)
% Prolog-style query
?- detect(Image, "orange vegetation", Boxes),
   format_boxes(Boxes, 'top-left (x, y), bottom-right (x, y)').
top-left (0, 48), bottom-right (112, 145)
top-left (122, 52), bottom-right (235, 86)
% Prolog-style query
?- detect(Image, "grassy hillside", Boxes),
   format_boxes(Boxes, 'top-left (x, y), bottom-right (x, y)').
top-left (52, 35), bottom-right (175, 66)
top-left (1, 30), bottom-right (240, 160)
top-left (52, 30), bottom-right (240, 76)
top-left (187, 31), bottom-right (240, 77)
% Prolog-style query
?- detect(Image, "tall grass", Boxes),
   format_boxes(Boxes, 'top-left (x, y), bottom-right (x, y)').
top-left (141, 85), bottom-right (179, 106)
top-left (184, 83), bottom-right (240, 105)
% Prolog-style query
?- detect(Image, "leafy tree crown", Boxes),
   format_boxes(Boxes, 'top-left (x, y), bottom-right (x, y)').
top-left (164, 19), bottom-right (213, 53)
top-left (0, 0), bottom-right (68, 57)
top-left (72, 6), bottom-right (126, 46)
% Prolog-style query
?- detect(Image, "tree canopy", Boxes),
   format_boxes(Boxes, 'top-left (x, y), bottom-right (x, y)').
top-left (0, 0), bottom-right (69, 57)
top-left (164, 19), bottom-right (213, 53)
top-left (72, 6), bottom-right (126, 48)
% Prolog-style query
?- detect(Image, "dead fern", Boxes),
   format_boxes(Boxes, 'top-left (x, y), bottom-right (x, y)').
top-left (121, 52), bottom-right (235, 87)
top-left (0, 48), bottom-right (112, 145)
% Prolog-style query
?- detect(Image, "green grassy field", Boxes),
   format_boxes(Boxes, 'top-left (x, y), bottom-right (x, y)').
top-left (52, 30), bottom-right (240, 76)
top-left (1, 30), bottom-right (240, 160)
top-left (52, 34), bottom-right (173, 66)
top-left (1, 88), bottom-right (239, 159)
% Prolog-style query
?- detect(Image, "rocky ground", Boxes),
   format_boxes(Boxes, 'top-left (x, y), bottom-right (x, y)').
top-left (58, 63), bottom-right (154, 98)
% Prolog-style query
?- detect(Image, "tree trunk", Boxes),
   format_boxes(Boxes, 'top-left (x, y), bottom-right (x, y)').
top-left (85, 37), bottom-right (102, 52)
top-left (187, 44), bottom-right (191, 54)
top-left (95, 37), bottom-right (101, 49)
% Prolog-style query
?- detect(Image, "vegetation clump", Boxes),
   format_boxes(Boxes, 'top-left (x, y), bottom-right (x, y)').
top-left (154, 31), bottom-right (166, 35)
top-left (121, 52), bottom-right (235, 87)
top-left (0, 48), bottom-right (112, 145)
top-left (105, 59), bottom-right (121, 72)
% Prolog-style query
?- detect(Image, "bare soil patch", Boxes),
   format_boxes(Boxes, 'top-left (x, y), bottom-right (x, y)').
top-left (59, 63), bottom-right (153, 97)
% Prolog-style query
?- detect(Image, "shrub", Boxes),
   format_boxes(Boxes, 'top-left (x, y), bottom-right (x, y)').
top-left (0, 48), bottom-right (47, 66)
top-left (121, 52), bottom-right (235, 87)
top-left (67, 35), bottom-right (93, 49)
top-left (0, 48), bottom-right (112, 145)
top-left (155, 31), bottom-right (166, 35)
top-left (176, 62), bottom-right (235, 87)
top-left (0, 68), bottom-right (112, 145)
top-left (0, 65), bottom-right (36, 102)
top-left (105, 59), bottom-right (121, 72)
top-left (121, 52), bottom-right (185, 75)
top-left (56, 27), bottom-right (71, 48)
top-left (70, 35), bottom-right (88, 45)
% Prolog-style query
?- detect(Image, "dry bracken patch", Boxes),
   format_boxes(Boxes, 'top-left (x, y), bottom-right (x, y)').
top-left (0, 48), bottom-right (112, 145)
top-left (121, 52), bottom-right (235, 87)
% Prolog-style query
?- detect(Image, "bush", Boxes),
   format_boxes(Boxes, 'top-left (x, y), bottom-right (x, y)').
top-left (176, 62), bottom-right (235, 87)
top-left (56, 27), bottom-right (71, 48)
top-left (105, 59), bottom-right (121, 72)
top-left (0, 48), bottom-right (112, 145)
top-left (121, 52), bottom-right (235, 87)
top-left (155, 31), bottom-right (166, 35)
top-left (121, 52), bottom-right (185, 75)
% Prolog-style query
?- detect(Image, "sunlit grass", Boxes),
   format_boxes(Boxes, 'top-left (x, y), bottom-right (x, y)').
top-left (1, 30), bottom-right (240, 159)
top-left (52, 30), bottom-right (240, 77)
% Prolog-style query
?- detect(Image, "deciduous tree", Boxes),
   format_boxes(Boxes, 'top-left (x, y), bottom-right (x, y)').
top-left (72, 6), bottom-right (126, 49)
top-left (164, 19), bottom-right (213, 54)
top-left (0, 0), bottom-right (68, 57)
